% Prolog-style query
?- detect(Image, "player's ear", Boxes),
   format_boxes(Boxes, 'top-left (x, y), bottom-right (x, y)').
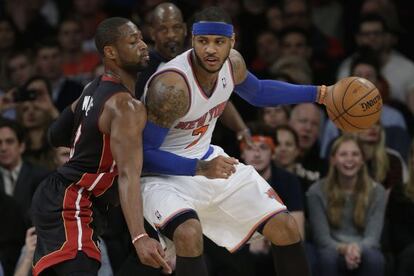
top-left (230, 33), bottom-right (235, 48)
top-left (191, 35), bottom-right (195, 47)
top-left (103, 45), bottom-right (117, 60)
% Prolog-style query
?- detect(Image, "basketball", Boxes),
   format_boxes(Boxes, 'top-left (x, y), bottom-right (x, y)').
top-left (325, 77), bottom-right (382, 132)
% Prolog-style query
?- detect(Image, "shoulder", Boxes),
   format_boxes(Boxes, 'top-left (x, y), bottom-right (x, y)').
top-left (371, 181), bottom-right (386, 198)
top-left (106, 92), bottom-right (146, 120)
top-left (306, 179), bottom-right (324, 197)
top-left (229, 49), bottom-right (247, 84)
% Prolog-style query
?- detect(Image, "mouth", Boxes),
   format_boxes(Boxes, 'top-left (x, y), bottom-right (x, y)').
top-left (204, 56), bottom-right (219, 66)
top-left (166, 42), bottom-right (178, 52)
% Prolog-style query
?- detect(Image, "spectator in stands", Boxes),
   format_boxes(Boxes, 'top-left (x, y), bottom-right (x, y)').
top-left (289, 103), bottom-right (327, 180)
top-left (0, 118), bottom-right (49, 224)
top-left (15, 76), bottom-right (59, 170)
top-left (0, 16), bottom-right (18, 91)
top-left (266, 4), bottom-right (284, 33)
top-left (34, 40), bottom-right (83, 111)
top-left (58, 18), bottom-right (100, 85)
top-left (53, 146), bottom-right (70, 168)
top-left (5, 50), bottom-right (35, 88)
top-left (250, 30), bottom-right (280, 78)
top-left (259, 106), bottom-right (291, 131)
top-left (387, 139), bottom-right (414, 276)
top-left (13, 227), bottom-right (36, 276)
top-left (307, 134), bottom-right (386, 276)
top-left (357, 122), bottom-right (406, 195)
top-left (281, 0), bottom-right (344, 83)
top-left (337, 13), bottom-right (414, 113)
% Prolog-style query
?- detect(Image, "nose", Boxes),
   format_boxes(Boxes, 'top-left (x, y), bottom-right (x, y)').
top-left (205, 43), bottom-right (217, 55)
top-left (139, 40), bottom-right (148, 51)
top-left (166, 28), bottom-right (176, 39)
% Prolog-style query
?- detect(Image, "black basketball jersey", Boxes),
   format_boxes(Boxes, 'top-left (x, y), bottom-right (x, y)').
top-left (58, 75), bottom-right (127, 197)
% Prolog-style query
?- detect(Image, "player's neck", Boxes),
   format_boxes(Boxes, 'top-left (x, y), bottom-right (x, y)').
top-left (104, 65), bottom-right (136, 95)
top-left (191, 51), bottom-right (219, 96)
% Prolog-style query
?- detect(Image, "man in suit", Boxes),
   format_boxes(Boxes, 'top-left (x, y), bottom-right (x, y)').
top-left (0, 118), bottom-right (50, 223)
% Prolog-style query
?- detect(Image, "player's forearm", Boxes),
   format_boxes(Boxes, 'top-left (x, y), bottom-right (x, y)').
top-left (118, 174), bottom-right (146, 238)
top-left (234, 71), bottom-right (318, 107)
top-left (144, 148), bottom-right (198, 175)
top-left (218, 101), bottom-right (248, 133)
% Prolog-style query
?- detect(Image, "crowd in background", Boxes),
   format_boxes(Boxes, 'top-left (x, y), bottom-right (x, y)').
top-left (1, 0), bottom-right (414, 275)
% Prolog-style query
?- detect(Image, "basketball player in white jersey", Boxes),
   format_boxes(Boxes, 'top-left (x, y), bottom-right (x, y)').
top-left (141, 7), bottom-right (333, 276)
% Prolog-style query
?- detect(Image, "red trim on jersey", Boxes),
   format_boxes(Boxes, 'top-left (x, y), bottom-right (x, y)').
top-left (102, 74), bottom-right (121, 83)
top-left (187, 51), bottom-right (218, 100)
top-left (227, 59), bottom-right (236, 86)
top-left (146, 68), bottom-right (192, 116)
top-left (229, 208), bottom-right (288, 253)
top-left (97, 134), bottom-right (114, 173)
top-left (32, 184), bottom-right (100, 276)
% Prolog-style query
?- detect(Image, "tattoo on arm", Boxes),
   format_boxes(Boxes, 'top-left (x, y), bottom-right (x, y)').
top-left (146, 75), bottom-right (190, 128)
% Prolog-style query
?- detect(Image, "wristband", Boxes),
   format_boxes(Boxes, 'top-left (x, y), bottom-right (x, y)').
top-left (236, 128), bottom-right (251, 141)
top-left (132, 233), bottom-right (149, 245)
top-left (317, 85), bottom-right (327, 104)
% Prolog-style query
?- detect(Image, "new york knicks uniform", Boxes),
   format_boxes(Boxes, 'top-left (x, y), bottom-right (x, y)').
top-left (141, 49), bottom-right (287, 252)
top-left (31, 76), bottom-right (126, 275)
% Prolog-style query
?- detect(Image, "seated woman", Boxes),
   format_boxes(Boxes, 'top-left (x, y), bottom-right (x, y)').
top-left (387, 139), bottom-right (414, 276)
top-left (356, 122), bottom-right (407, 196)
top-left (307, 134), bottom-right (386, 276)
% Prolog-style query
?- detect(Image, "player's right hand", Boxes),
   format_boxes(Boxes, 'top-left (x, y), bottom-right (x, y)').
top-left (196, 155), bottom-right (239, 179)
top-left (134, 236), bottom-right (172, 274)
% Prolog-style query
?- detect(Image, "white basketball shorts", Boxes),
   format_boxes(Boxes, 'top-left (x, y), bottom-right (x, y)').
top-left (141, 145), bottom-right (287, 252)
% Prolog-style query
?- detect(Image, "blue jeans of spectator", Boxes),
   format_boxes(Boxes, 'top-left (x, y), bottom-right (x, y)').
top-left (318, 246), bottom-right (384, 276)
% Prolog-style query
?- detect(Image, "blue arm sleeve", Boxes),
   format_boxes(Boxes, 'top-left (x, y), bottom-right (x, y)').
top-left (234, 71), bottom-right (318, 107)
top-left (143, 121), bottom-right (198, 176)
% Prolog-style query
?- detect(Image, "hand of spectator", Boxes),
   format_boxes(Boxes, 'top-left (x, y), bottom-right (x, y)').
top-left (237, 128), bottom-right (254, 147)
top-left (0, 89), bottom-right (17, 113)
top-left (33, 89), bottom-right (59, 119)
top-left (196, 155), bottom-right (239, 179)
top-left (24, 227), bottom-right (37, 259)
top-left (134, 235), bottom-right (172, 274)
top-left (344, 243), bottom-right (361, 270)
top-left (249, 238), bottom-right (270, 255)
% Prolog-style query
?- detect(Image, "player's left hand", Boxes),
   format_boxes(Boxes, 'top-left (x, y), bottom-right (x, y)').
top-left (134, 236), bottom-right (172, 274)
top-left (237, 128), bottom-right (254, 148)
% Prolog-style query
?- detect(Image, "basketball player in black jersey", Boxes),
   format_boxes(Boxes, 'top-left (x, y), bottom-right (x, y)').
top-left (31, 17), bottom-right (171, 275)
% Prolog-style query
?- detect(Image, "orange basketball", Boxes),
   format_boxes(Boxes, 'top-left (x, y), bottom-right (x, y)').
top-left (325, 77), bottom-right (382, 132)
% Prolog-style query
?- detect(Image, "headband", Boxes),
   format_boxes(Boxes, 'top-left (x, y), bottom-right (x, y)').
top-left (192, 22), bottom-right (234, 37)
top-left (240, 135), bottom-right (275, 152)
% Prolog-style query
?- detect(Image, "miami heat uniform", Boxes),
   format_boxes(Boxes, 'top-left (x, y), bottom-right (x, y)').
top-left (31, 76), bottom-right (125, 275)
top-left (141, 49), bottom-right (287, 252)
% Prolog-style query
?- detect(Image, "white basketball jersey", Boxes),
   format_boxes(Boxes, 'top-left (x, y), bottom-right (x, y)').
top-left (143, 49), bottom-right (235, 159)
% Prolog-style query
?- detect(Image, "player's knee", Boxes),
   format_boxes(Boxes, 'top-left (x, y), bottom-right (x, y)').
top-left (263, 212), bottom-right (301, 246)
top-left (173, 219), bottom-right (203, 256)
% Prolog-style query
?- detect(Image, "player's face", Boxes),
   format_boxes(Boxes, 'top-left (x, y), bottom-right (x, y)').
top-left (151, 17), bottom-right (186, 60)
top-left (192, 34), bottom-right (234, 73)
top-left (331, 140), bottom-right (364, 179)
top-left (274, 129), bottom-right (299, 168)
top-left (0, 127), bottom-right (24, 170)
top-left (115, 22), bottom-right (149, 73)
top-left (241, 141), bottom-right (273, 172)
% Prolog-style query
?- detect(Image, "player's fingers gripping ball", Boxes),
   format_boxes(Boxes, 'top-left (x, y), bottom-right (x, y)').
top-left (325, 77), bottom-right (382, 132)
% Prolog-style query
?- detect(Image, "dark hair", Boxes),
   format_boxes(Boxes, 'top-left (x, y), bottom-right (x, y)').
top-left (246, 121), bottom-right (275, 141)
top-left (0, 118), bottom-right (25, 144)
top-left (357, 13), bottom-right (388, 33)
top-left (34, 39), bottom-right (61, 56)
top-left (22, 75), bottom-right (52, 96)
top-left (350, 47), bottom-right (381, 76)
top-left (274, 125), bottom-right (299, 147)
top-left (193, 6), bottom-right (232, 24)
top-left (279, 26), bottom-right (310, 45)
top-left (95, 17), bottom-right (131, 55)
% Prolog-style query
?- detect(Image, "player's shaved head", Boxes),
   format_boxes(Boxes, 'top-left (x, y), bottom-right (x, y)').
top-left (151, 2), bottom-right (183, 25)
top-left (95, 17), bottom-right (130, 55)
